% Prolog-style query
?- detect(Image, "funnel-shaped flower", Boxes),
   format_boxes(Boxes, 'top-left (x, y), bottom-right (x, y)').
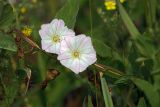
top-left (58, 34), bottom-right (97, 74)
top-left (39, 19), bottom-right (75, 54)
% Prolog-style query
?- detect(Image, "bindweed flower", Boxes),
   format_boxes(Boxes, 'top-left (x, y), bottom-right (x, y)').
top-left (39, 19), bottom-right (75, 54)
top-left (104, 0), bottom-right (126, 11)
top-left (22, 27), bottom-right (32, 37)
top-left (57, 35), bottom-right (97, 74)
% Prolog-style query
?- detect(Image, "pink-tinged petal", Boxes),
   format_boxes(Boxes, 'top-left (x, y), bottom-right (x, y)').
top-left (60, 58), bottom-right (74, 69)
top-left (48, 42), bottom-right (61, 54)
top-left (55, 42), bottom-right (61, 54)
top-left (79, 59), bottom-right (89, 73)
top-left (57, 52), bottom-right (72, 61)
top-left (80, 47), bottom-right (96, 54)
top-left (73, 34), bottom-right (86, 49)
top-left (59, 39), bottom-right (71, 53)
top-left (41, 23), bottom-right (49, 29)
top-left (76, 35), bottom-right (96, 54)
top-left (63, 36), bottom-right (87, 50)
top-left (41, 39), bottom-right (60, 54)
top-left (41, 40), bottom-right (53, 52)
top-left (56, 19), bottom-right (65, 29)
top-left (39, 24), bottom-right (53, 39)
top-left (39, 30), bottom-right (50, 40)
top-left (81, 53), bottom-right (97, 65)
top-left (59, 27), bottom-right (75, 38)
top-left (69, 59), bottom-right (80, 74)
top-left (50, 19), bottom-right (59, 24)
top-left (47, 45), bottom-right (56, 53)
top-left (59, 57), bottom-right (85, 74)
top-left (64, 37), bottom-right (76, 50)
top-left (50, 19), bottom-right (65, 34)
top-left (49, 24), bottom-right (56, 35)
top-left (70, 59), bottom-right (89, 73)
top-left (78, 36), bottom-right (93, 50)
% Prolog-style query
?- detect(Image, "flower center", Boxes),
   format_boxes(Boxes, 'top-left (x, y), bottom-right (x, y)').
top-left (52, 35), bottom-right (60, 43)
top-left (72, 51), bottom-right (80, 58)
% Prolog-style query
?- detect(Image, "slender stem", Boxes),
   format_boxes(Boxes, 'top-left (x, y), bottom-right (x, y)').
top-left (93, 69), bottom-right (99, 107)
top-left (11, 6), bottom-right (24, 68)
top-left (127, 85), bottom-right (136, 107)
top-left (94, 63), bottom-right (124, 76)
top-left (89, 0), bottom-right (93, 37)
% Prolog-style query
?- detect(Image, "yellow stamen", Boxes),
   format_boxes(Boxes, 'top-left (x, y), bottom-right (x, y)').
top-left (52, 35), bottom-right (60, 43)
top-left (72, 51), bottom-right (80, 58)
top-left (22, 27), bottom-right (32, 37)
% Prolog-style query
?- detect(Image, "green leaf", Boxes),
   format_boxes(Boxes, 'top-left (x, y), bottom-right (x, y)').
top-left (117, 0), bottom-right (155, 57)
top-left (114, 75), bottom-right (132, 85)
top-left (132, 78), bottom-right (160, 107)
top-left (134, 36), bottom-right (155, 57)
top-left (82, 97), bottom-right (86, 107)
top-left (92, 39), bottom-right (112, 58)
top-left (116, 0), bottom-right (141, 39)
top-left (137, 97), bottom-right (147, 107)
top-left (0, 32), bottom-right (17, 52)
top-left (143, 0), bottom-right (157, 27)
top-left (87, 96), bottom-right (93, 107)
top-left (5, 81), bottom-right (19, 106)
top-left (0, 4), bottom-right (14, 29)
top-left (0, 69), bottom-right (19, 107)
top-left (100, 74), bottom-right (114, 107)
top-left (55, 0), bottom-right (79, 29)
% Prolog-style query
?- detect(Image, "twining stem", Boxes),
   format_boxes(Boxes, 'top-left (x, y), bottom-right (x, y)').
top-left (94, 63), bottom-right (124, 77)
top-left (127, 85), bottom-right (136, 107)
top-left (11, 4), bottom-right (24, 68)
top-left (93, 66), bottom-right (99, 107)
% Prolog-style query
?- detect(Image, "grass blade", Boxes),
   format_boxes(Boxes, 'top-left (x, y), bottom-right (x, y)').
top-left (132, 78), bottom-right (160, 107)
top-left (116, 0), bottom-right (141, 39)
top-left (137, 97), bottom-right (147, 107)
top-left (100, 73), bottom-right (114, 107)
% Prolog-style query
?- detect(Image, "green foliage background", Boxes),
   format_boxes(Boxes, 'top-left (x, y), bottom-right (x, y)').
top-left (0, 0), bottom-right (160, 107)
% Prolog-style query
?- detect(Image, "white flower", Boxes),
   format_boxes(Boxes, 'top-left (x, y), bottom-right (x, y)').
top-left (39, 19), bottom-right (75, 54)
top-left (57, 34), bottom-right (97, 74)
